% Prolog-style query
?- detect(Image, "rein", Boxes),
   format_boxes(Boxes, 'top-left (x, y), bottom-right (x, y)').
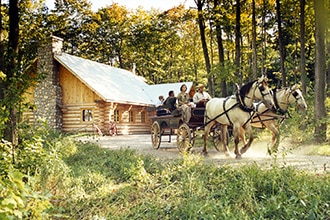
top-left (204, 80), bottom-right (269, 128)
top-left (204, 97), bottom-right (238, 128)
top-left (273, 89), bottom-right (288, 115)
top-left (252, 87), bottom-right (299, 128)
top-left (273, 87), bottom-right (301, 116)
top-left (236, 91), bottom-right (255, 112)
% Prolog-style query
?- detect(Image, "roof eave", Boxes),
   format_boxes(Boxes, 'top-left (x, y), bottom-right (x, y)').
top-left (54, 55), bottom-right (107, 101)
top-left (105, 99), bottom-right (155, 107)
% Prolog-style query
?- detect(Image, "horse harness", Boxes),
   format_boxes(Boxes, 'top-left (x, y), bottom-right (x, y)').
top-left (205, 80), bottom-right (269, 128)
top-left (252, 88), bottom-right (301, 127)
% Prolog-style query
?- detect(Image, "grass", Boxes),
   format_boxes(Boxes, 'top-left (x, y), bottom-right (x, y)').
top-left (44, 140), bottom-right (329, 219)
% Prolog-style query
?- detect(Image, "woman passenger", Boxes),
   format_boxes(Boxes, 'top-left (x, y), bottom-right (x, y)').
top-left (177, 84), bottom-right (191, 123)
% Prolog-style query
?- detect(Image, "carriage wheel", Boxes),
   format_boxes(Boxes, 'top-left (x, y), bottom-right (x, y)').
top-left (177, 123), bottom-right (192, 152)
top-left (211, 124), bottom-right (222, 151)
top-left (151, 121), bottom-right (161, 149)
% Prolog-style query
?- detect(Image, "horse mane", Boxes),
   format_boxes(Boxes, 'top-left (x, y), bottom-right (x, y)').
top-left (239, 80), bottom-right (257, 98)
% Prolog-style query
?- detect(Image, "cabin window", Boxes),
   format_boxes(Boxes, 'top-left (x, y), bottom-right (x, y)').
top-left (129, 111), bottom-right (134, 122)
top-left (114, 109), bottom-right (120, 122)
top-left (82, 109), bottom-right (93, 121)
top-left (141, 112), bottom-right (146, 123)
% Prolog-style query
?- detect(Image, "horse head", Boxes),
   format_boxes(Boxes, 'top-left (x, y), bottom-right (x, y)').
top-left (255, 75), bottom-right (274, 109)
top-left (288, 84), bottom-right (307, 111)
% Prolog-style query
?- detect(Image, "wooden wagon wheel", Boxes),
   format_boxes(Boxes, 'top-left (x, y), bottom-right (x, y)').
top-left (211, 124), bottom-right (222, 151)
top-left (151, 121), bottom-right (161, 149)
top-left (177, 123), bottom-right (192, 152)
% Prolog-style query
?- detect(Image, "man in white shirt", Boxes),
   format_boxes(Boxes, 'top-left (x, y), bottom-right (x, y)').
top-left (193, 84), bottom-right (212, 107)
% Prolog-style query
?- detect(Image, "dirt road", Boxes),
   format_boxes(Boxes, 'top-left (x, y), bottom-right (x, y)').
top-left (78, 134), bottom-right (329, 174)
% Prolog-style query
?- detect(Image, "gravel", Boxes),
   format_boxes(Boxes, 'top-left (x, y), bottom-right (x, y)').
top-left (77, 134), bottom-right (329, 174)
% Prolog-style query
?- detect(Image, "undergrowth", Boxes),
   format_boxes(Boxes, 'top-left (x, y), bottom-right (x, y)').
top-left (1, 95), bottom-right (329, 219)
top-left (45, 142), bottom-right (329, 220)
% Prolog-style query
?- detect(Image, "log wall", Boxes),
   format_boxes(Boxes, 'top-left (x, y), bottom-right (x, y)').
top-left (59, 66), bottom-right (152, 135)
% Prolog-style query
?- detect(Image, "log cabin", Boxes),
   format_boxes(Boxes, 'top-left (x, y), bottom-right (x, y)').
top-left (23, 36), bottom-right (194, 135)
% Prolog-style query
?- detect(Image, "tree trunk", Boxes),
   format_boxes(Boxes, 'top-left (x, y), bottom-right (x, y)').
top-left (251, 0), bottom-right (257, 78)
top-left (313, 0), bottom-right (327, 142)
top-left (235, 0), bottom-right (241, 83)
top-left (276, 0), bottom-right (286, 87)
top-left (326, 1), bottom-right (330, 97)
top-left (261, 0), bottom-right (266, 75)
top-left (300, 0), bottom-right (307, 95)
top-left (0, 0), bottom-right (5, 102)
top-left (0, 0), bottom-right (3, 73)
top-left (195, 0), bottom-right (214, 96)
top-left (214, 0), bottom-right (227, 97)
top-left (4, 0), bottom-right (19, 147)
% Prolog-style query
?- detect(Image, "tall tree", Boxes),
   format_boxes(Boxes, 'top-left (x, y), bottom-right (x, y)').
top-left (48, 0), bottom-right (93, 55)
top-left (4, 0), bottom-right (19, 145)
top-left (276, 0), bottom-right (286, 86)
top-left (313, 0), bottom-right (327, 142)
top-left (251, 0), bottom-right (257, 78)
top-left (326, 0), bottom-right (330, 95)
top-left (0, 0), bottom-right (4, 74)
top-left (214, 0), bottom-right (227, 96)
top-left (299, 0), bottom-right (307, 95)
top-left (94, 4), bottom-right (129, 68)
top-left (195, 0), bottom-right (214, 96)
top-left (235, 0), bottom-right (241, 82)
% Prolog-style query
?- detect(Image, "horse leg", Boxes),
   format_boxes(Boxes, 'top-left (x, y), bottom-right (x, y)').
top-left (221, 125), bottom-right (231, 157)
top-left (203, 121), bottom-right (215, 154)
top-left (240, 124), bottom-right (254, 154)
top-left (266, 122), bottom-right (280, 154)
top-left (238, 126), bottom-right (246, 146)
top-left (232, 125), bottom-right (242, 159)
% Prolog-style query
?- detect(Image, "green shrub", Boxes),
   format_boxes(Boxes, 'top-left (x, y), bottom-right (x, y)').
top-left (0, 168), bottom-right (51, 219)
top-left (1, 122), bottom-right (77, 219)
top-left (50, 144), bottom-right (329, 219)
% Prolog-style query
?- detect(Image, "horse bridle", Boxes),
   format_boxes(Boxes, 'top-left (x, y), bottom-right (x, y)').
top-left (240, 80), bottom-right (270, 110)
top-left (291, 90), bottom-right (302, 102)
top-left (209, 80), bottom-right (271, 127)
top-left (256, 80), bottom-right (272, 99)
top-left (274, 88), bottom-right (302, 114)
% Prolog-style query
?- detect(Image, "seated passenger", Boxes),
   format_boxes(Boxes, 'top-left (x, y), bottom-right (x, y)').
top-left (163, 90), bottom-right (177, 112)
top-left (156, 95), bottom-right (165, 109)
top-left (177, 84), bottom-right (191, 123)
top-left (193, 84), bottom-right (212, 107)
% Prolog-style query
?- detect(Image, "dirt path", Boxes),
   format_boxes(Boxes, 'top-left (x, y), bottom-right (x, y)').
top-left (78, 134), bottom-right (329, 174)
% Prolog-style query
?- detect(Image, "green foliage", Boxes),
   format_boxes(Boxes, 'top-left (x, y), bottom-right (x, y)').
top-left (46, 141), bottom-right (329, 219)
top-left (2, 121), bottom-right (329, 219)
top-left (0, 168), bottom-right (51, 219)
top-left (0, 123), bottom-right (76, 219)
top-left (279, 91), bottom-right (330, 146)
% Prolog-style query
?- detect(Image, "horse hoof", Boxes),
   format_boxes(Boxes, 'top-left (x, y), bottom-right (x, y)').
top-left (225, 152), bottom-right (232, 158)
top-left (235, 154), bottom-right (242, 159)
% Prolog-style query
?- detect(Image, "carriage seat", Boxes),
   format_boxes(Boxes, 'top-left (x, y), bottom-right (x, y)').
top-left (156, 108), bottom-right (171, 116)
top-left (192, 107), bottom-right (205, 116)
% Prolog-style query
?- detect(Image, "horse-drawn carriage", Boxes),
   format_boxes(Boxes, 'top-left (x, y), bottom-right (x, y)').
top-left (150, 107), bottom-right (222, 152)
top-left (150, 76), bottom-right (307, 159)
top-left (150, 76), bottom-right (275, 156)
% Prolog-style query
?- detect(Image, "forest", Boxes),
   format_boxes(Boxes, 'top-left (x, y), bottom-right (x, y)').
top-left (0, 0), bottom-right (329, 143)
top-left (0, 0), bottom-right (330, 219)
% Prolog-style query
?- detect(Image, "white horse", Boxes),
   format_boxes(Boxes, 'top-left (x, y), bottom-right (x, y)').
top-left (249, 84), bottom-right (307, 152)
top-left (203, 76), bottom-right (274, 159)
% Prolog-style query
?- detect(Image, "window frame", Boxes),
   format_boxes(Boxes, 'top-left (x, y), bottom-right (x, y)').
top-left (82, 109), bottom-right (93, 122)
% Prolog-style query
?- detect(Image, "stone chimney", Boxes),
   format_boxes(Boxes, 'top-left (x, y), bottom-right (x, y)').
top-left (34, 35), bottom-right (63, 130)
top-left (52, 36), bottom-right (63, 56)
